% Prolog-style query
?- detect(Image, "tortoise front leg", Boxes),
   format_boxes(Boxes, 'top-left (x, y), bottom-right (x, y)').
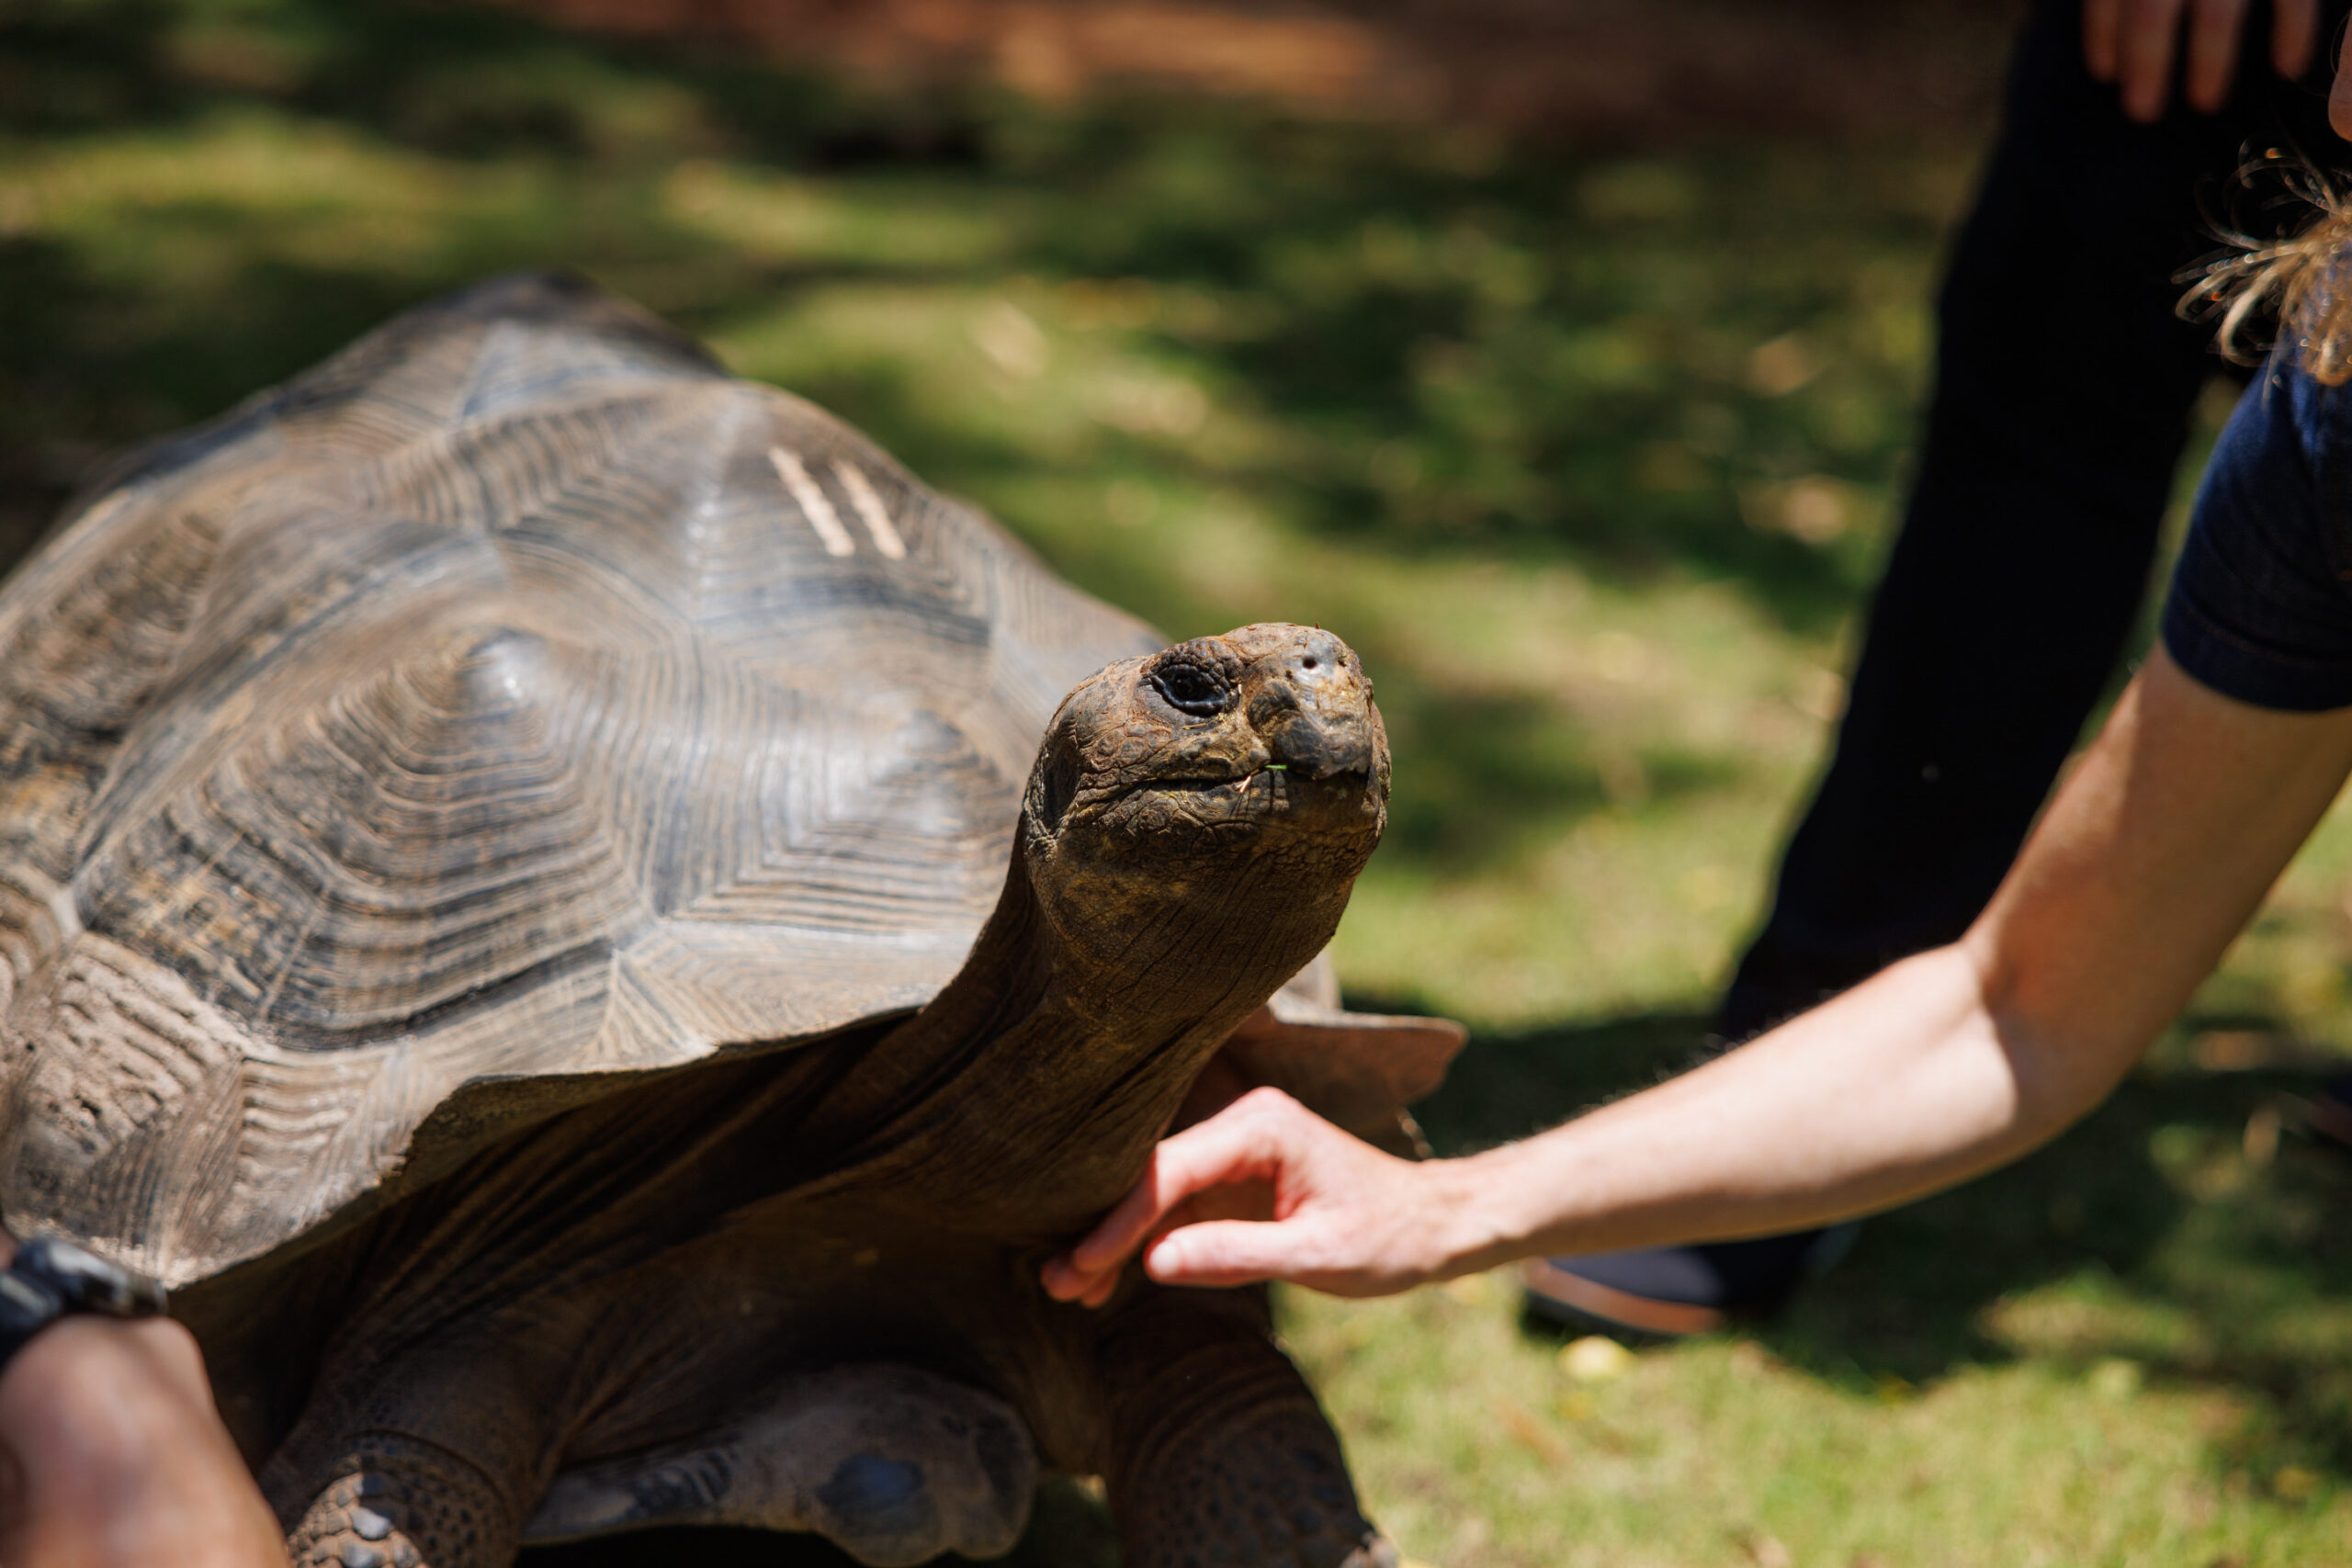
top-left (262, 1346), bottom-right (553, 1568)
top-left (274, 1431), bottom-right (516, 1568)
top-left (1093, 1289), bottom-right (1396, 1568)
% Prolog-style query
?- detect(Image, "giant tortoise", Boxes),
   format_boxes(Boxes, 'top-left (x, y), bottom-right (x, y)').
top-left (0, 274), bottom-right (1465, 1568)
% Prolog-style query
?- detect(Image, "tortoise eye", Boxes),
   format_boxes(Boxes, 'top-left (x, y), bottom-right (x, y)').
top-left (1149, 660), bottom-right (1230, 717)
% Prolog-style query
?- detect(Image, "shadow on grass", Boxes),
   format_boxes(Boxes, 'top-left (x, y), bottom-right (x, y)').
top-left (1410, 1004), bottom-right (2352, 1477)
top-left (2, 0), bottom-right (1911, 900)
top-left (518, 1475), bottom-right (1118, 1568)
top-left (0, 0), bottom-right (1949, 641)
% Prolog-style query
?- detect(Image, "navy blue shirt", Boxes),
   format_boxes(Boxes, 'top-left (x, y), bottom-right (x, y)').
top-left (2163, 352), bottom-right (2352, 710)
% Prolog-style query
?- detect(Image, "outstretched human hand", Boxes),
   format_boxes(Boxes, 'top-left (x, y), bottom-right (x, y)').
top-left (0, 1239), bottom-right (287, 1568)
top-left (1042, 1087), bottom-right (1473, 1304)
top-left (2083, 0), bottom-right (2319, 119)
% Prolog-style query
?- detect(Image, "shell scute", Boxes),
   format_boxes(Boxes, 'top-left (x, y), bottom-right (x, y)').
top-left (75, 608), bottom-right (643, 1044)
top-left (0, 494), bottom-right (229, 885)
top-left (0, 276), bottom-right (1159, 1283)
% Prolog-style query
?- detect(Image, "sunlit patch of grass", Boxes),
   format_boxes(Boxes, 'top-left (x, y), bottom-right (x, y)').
top-left (6, 110), bottom-right (543, 285)
top-left (659, 160), bottom-right (1017, 270)
top-left (1286, 1279), bottom-right (2352, 1568)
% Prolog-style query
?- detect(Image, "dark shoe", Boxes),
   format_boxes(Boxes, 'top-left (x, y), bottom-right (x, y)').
top-left (1521, 1224), bottom-right (1860, 1339)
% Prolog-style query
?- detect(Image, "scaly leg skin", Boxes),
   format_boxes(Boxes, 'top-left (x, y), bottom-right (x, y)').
top-left (263, 1342), bottom-right (548, 1568)
top-left (1096, 1291), bottom-right (1397, 1568)
top-left (275, 1431), bottom-right (519, 1568)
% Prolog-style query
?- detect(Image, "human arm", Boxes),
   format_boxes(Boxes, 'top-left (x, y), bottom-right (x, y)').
top-left (1045, 645), bottom-right (2352, 1301)
top-left (0, 1238), bottom-right (286, 1567)
top-left (2082, 0), bottom-right (2319, 120)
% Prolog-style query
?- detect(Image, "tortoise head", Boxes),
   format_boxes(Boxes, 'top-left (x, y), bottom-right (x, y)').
top-left (1018, 623), bottom-right (1388, 1018)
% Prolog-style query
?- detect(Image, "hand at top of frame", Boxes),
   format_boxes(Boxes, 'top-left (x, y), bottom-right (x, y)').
top-left (0, 1235), bottom-right (287, 1568)
top-left (1042, 1087), bottom-right (1479, 1305)
top-left (2083, 0), bottom-right (2319, 120)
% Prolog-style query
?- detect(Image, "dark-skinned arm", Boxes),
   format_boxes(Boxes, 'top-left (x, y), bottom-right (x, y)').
top-left (0, 1234), bottom-right (286, 1568)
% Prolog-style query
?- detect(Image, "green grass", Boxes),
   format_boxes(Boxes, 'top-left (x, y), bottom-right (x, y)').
top-left (13, 1), bottom-right (2352, 1562)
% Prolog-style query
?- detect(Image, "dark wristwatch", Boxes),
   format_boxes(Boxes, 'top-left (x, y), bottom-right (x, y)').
top-left (0, 1237), bottom-right (169, 1373)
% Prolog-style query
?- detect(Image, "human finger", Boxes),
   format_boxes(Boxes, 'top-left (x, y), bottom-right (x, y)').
top-left (1126, 1177), bottom-right (1277, 1301)
top-left (2184, 0), bottom-right (2252, 111)
top-left (2272, 0), bottom-right (2319, 79)
top-left (2085, 0), bottom-right (2125, 80)
top-left (2334, 19), bottom-right (2352, 137)
top-left (1041, 1095), bottom-right (1292, 1302)
top-left (1039, 1150), bottom-right (1225, 1301)
top-left (1060, 1089), bottom-right (1305, 1277)
top-left (1041, 1243), bottom-right (1127, 1304)
top-left (1048, 1178), bottom-right (1271, 1306)
top-left (2118, 0), bottom-right (2189, 119)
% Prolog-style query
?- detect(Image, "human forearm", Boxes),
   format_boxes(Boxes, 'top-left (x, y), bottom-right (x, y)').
top-left (1430, 942), bottom-right (2111, 1275)
top-left (0, 1234), bottom-right (286, 1567)
top-left (1428, 655), bottom-right (2352, 1277)
top-left (1045, 940), bottom-right (2122, 1303)
top-left (1046, 939), bottom-right (2107, 1301)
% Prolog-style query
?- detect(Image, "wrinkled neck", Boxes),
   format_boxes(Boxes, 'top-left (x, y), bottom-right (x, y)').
top-left (882, 855), bottom-right (1057, 1075)
top-left (846, 838), bottom-right (1270, 1232)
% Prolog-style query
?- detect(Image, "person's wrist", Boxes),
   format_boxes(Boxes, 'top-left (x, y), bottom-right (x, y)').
top-left (0, 1315), bottom-right (188, 1469)
top-left (1417, 1149), bottom-right (1529, 1282)
top-left (0, 1237), bottom-right (172, 1398)
top-left (0, 1316), bottom-right (181, 1562)
top-left (0, 1315), bottom-right (288, 1567)
top-left (1430, 1131), bottom-right (1605, 1280)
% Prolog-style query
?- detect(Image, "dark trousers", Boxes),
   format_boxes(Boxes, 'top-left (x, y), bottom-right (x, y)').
top-left (1720, 0), bottom-right (2348, 1043)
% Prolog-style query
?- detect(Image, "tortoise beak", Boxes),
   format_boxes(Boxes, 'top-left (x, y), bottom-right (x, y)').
top-left (1238, 627), bottom-right (1376, 784)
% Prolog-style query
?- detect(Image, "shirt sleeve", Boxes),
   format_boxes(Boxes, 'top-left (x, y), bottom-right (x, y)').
top-left (2160, 355), bottom-right (2352, 712)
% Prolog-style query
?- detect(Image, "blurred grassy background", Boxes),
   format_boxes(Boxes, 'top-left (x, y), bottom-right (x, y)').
top-left (10, 0), bottom-right (2352, 1563)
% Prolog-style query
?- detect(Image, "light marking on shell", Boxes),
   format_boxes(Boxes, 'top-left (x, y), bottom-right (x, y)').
top-left (768, 447), bottom-right (854, 558)
top-left (832, 460), bottom-right (907, 560)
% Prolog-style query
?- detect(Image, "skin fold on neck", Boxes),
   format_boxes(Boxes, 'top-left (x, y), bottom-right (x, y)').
top-left (809, 835), bottom-right (1334, 1236)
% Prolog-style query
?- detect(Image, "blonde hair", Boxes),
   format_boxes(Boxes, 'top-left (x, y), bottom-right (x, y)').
top-left (2187, 156), bottom-right (2352, 385)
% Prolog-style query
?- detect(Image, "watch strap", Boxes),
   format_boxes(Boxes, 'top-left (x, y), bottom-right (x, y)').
top-left (0, 1238), bottom-right (167, 1379)
top-left (13, 1237), bottom-right (168, 1318)
top-left (0, 1269), bottom-right (63, 1371)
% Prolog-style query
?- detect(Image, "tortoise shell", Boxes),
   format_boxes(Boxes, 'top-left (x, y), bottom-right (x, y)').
top-left (0, 273), bottom-right (1211, 1289)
